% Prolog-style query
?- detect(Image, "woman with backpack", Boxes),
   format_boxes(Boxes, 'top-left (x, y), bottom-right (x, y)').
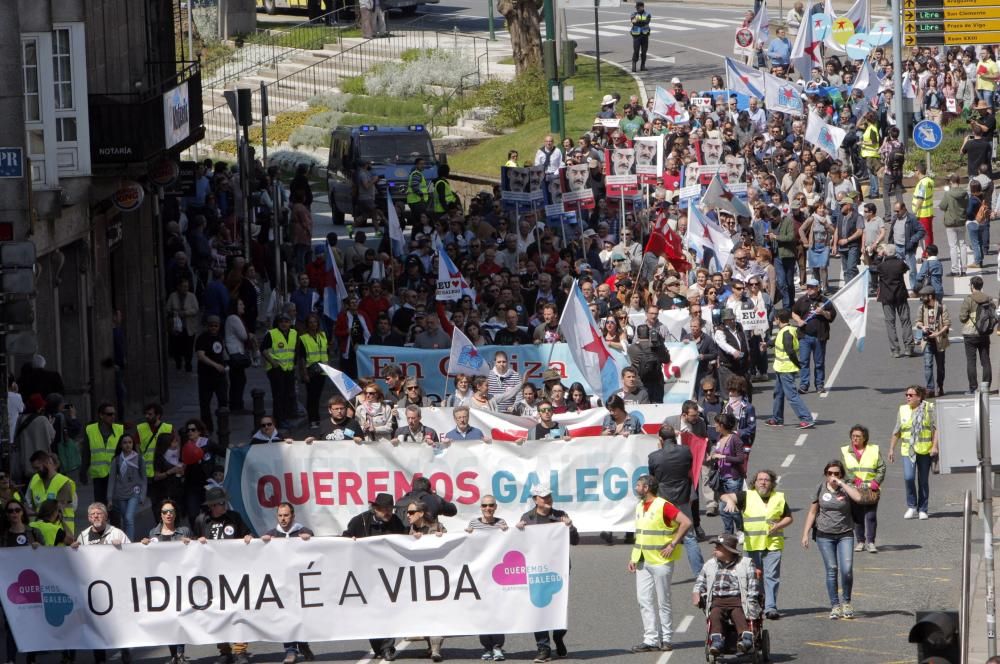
top-left (958, 275), bottom-right (995, 393)
top-left (966, 179), bottom-right (990, 268)
top-left (879, 127), bottom-right (906, 219)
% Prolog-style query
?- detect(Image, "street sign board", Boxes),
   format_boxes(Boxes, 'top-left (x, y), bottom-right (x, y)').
top-left (0, 148), bottom-right (23, 179)
top-left (913, 120), bottom-right (943, 150)
top-left (906, 6), bottom-right (1000, 17)
top-left (905, 0), bottom-right (1000, 6)
top-left (905, 30), bottom-right (1000, 44)
top-left (907, 18), bottom-right (1000, 29)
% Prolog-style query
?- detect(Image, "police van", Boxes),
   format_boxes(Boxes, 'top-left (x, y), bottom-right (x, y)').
top-left (326, 124), bottom-right (441, 225)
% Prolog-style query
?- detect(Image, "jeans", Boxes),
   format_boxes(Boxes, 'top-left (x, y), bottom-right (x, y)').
top-left (967, 221), bottom-right (986, 265)
top-left (894, 246), bottom-right (918, 291)
top-left (533, 630), bottom-right (567, 653)
top-left (882, 302), bottom-right (915, 355)
top-left (965, 335), bottom-right (992, 391)
top-left (772, 371), bottom-right (813, 424)
top-left (867, 159), bottom-right (880, 199)
top-left (923, 343), bottom-right (946, 392)
top-left (719, 477), bottom-right (746, 535)
top-left (282, 642), bottom-right (310, 656)
top-left (677, 503), bottom-right (705, 576)
top-left (778, 257), bottom-right (797, 309)
top-left (747, 549), bottom-right (782, 612)
top-left (798, 335), bottom-right (826, 391)
top-left (840, 244), bottom-right (861, 284)
top-left (903, 453), bottom-right (932, 512)
top-left (814, 533), bottom-right (855, 607)
top-left (850, 501), bottom-right (878, 544)
top-left (479, 634), bottom-right (505, 651)
top-left (635, 560), bottom-right (674, 646)
top-left (946, 227), bottom-right (968, 274)
top-left (112, 495), bottom-right (139, 542)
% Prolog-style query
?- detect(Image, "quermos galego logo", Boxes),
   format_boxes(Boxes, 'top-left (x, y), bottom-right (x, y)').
top-left (7, 569), bottom-right (75, 626)
top-left (491, 550), bottom-right (564, 608)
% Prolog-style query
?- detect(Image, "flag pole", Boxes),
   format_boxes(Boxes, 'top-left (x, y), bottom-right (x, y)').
top-left (442, 373), bottom-right (453, 407)
top-left (549, 279), bottom-right (578, 368)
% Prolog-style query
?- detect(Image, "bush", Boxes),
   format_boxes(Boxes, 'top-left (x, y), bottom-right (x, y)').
top-left (345, 95), bottom-right (428, 119)
top-left (307, 109), bottom-right (344, 129)
top-left (400, 48), bottom-right (435, 62)
top-left (472, 67), bottom-right (548, 131)
top-left (307, 93), bottom-right (353, 112)
top-left (289, 125), bottom-right (333, 149)
top-left (363, 49), bottom-right (475, 97)
top-left (341, 76), bottom-right (367, 95)
top-left (269, 150), bottom-right (323, 173)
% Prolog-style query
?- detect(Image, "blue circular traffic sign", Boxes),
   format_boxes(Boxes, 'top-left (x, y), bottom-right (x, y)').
top-left (913, 120), bottom-right (943, 151)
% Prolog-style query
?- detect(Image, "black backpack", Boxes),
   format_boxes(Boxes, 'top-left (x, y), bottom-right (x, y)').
top-left (887, 143), bottom-right (905, 175)
top-left (975, 299), bottom-right (998, 335)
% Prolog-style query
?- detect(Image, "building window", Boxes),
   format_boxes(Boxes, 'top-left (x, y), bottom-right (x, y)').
top-left (52, 28), bottom-right (73, 112)
top-left (23, 40), bottom-right (40, 122)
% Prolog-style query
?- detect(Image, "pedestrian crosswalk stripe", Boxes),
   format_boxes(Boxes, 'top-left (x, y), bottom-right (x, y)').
top-left (671, 18), bottom-right (734, 29)
top-left (600, 24), bottom-right (631, 31)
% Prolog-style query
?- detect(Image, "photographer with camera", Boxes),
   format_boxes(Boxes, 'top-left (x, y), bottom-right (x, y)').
top-left (628, 315), bottom-right (671, 404)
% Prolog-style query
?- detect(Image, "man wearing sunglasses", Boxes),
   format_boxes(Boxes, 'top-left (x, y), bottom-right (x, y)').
top-left (467, 496), bottom-right (509, 661)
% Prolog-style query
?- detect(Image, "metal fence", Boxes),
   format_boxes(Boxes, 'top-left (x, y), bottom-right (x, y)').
top-left (201, 26), bottom-right (491, 148)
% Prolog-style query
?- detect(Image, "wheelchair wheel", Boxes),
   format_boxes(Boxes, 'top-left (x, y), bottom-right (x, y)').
top-left (704, 641), bottom-right (711, 662)
top-left (761, 629), bottom-right (771, 662)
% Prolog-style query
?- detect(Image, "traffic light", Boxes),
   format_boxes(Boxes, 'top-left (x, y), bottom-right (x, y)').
top-left (0, 241), bottom-right (37, 355)
top-left (562, 40), bottom-right (577, 78)
top-left (543, 40), bottom-right (558, 81)
top-left (908, 611), bottom-right (959, 664)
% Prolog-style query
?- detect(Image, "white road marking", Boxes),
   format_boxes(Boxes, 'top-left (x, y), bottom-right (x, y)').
top-left (670, 18), bottom-right (734, 28)
top-left (648, 37), bottom-right (728, 59)
top-left (781, 454), bottom-right (795, 467)
top-left (795, 433), bottom-right (807, 447)
top-left (811, 412), bottom-right (818, 419)
top-left (647, 55), bottom-right (676, 63)
top-left (820, 326), bottom-right (857, 398)
top-left (677, 615), bottom-right (694, 633)
top-left (656, 650), bottom-right (673, 664)
top-left (358, 639), bottom-right (411, 664)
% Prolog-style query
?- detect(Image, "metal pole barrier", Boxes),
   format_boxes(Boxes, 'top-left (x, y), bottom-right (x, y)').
top-left (488, 0), bottom-right (496, 40)
top-left (890, 0), bottom-right (904, 140)
top-left (980, 381), bottom-right (996, 657)
top-left (594, 0), bottom-right (601, 89)
top-left (962, 489), bottom-right (971, 664)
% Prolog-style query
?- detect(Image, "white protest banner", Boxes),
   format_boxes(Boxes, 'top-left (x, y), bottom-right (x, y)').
top-left (594, 118), bottom-right (620, 128)
top-left (0, 526), bottom-right (569, 651)
top-left (224, 436), bottom-right (661, 536)
top-left (690, 96), bottom-right (714, 110)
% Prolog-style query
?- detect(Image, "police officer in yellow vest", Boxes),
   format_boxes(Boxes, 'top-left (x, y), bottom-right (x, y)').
top-left (262, 312), bottom-right (299, 427)
top-left (768, 309), bottom-right (814, 427)
top-left (721, 469), bottom-right (793, 620)
top-left (80, 402), bottom-right (124, 506)
top-left (911, 162), bottom-right (935, 248)
top-left (26, 450), bottom-right (77, 535)
top-left (841, 424), bottom-right (886, 553)
top-left (406, 157), bottom-right (430, 227)
top-left (298, 313), bottom-right (329, 430)
top-left (627, 474), bottom-right (691, 653)
top-left (137, 402), bottom-right (173, 480)
top-left (860, 112), bottom-right (881, 199)
top-left (889, 385), bottom-right (938, 520)
top-left (431, 164), bottom-right (459, 219)
top-left (629, 1), bottom-right (651, 72)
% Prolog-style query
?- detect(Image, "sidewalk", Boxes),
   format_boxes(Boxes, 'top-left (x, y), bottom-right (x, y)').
top-left (968, 508), bottom-right (999, 662)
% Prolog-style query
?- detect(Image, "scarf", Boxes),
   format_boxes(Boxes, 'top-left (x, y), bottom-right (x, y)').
top-left (164, 447), bottom-right (181, 466)
top-left (119, 451), bottom-right (139, 478)
top-left (909, 402), bottom-right (928, 462)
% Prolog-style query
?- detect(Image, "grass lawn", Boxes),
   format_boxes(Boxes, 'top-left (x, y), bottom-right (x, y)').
top-left (904, 116), bottom-right (971, 177)
top-left (448, 55), bottom-right (638, 178)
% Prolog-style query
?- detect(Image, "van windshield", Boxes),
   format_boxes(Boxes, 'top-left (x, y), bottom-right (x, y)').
top-left (358, 134), bottom-right (434, 164)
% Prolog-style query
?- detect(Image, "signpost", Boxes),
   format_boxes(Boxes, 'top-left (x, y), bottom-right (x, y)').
top-left (902, 0), bottom-right (1000, 43)
top-left (913, 119), bottom-right (943, 176)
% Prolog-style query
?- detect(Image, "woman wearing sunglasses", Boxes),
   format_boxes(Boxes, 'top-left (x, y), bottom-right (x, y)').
top-left (180, 419), bottom-right (225, 529)
top-left (800, 460), bottom-right (864, 620)
top-left (407, 501), bottom-right (447, 662)
top-left (2, 498), bottom-right (40, 664)
top-left (142, 499), bottom-right (192, 663)
top-left (466, 496), bottom-right (509, 660)
top-left (358, 384), bottom-right (395, 441)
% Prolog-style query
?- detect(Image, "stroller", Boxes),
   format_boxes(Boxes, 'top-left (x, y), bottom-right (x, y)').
top-left (699, 568), bottom-right (771, 663)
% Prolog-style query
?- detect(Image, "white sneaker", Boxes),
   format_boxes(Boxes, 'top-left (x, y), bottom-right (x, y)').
top-left (919, 511), bottom-right (929, 520)
top-left (904, 508), bottom-right (917, 519)
top-left (854, 542), bottom-right (864, 552)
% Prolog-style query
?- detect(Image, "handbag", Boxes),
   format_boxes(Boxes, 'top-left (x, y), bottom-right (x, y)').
top-left (856, 485), bottom-right (880, 505)
top-left (705, 462), bottom-right (725, 494)
top-left (172, 315), bottom-right (183, 334)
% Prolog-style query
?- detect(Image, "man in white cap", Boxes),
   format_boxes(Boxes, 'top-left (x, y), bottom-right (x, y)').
top-left (516, 484), bottom-right (579, 662)
top-left (670, 77), bottom-right (688, 105)
top-left (791, 276), bottom-right (836, 395)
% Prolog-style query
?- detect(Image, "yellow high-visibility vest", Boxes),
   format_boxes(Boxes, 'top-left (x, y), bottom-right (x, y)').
top-left (27, 473), bottom-right (76, 535)
top-left (841, 444), bottom-right (881, 484)
top-left (136, 421), bottom-right (173, 478)
top-left (912, 176), bottom-right (935, 218)
top-left (266, 328), bottom-right (298, 372)
top-left (773, 325), bottom-right (799, 374)
top-left (742, 490), bottom-right (786, 552)
top-left (86, 422), bottom-right (123, 479)
top-left (30, 520), bottom-right (64, 547)
top-left (861, 124), bottom-right (880, 159)
top-left (406, 169), bottom-right (428, 204)
top-left (629, 496), bottom-right (683, 566)
top-left (432, 180), bottom-right (457, 213)
top-left (897, 403), bottom-right (935, 457)
top-left (300, 332), bottom-right (329, 367)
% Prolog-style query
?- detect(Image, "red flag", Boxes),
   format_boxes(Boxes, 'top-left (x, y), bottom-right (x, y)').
top-left (680, 431), bottom-right (709, 488)
top-left (645, 228), bottom-right (691, 273)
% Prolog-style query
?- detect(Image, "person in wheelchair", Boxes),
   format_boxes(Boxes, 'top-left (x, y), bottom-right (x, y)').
top-left (692, 533), bottom-right (762, 655)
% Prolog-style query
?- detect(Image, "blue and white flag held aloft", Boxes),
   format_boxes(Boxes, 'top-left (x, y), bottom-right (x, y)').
top-left (828, 268), bottom-right (870, 350)
top-left (448, 326), bottom-right (492, 377)
top-left (764, 72), bottom-right (804, 115)
top-left (687, 202), bottom-right (736, 271)
top-left (805, 109), bottom-right (847, 158)
top-left (851, 57), bottom-right (881, 103)
top-left (386, 189), bottom-right (405, 257)
top-left (652, 87), bottom-right (690, 124)
top-left (725, 57), bottom-right (765, 100)
top-left (790, 1), bottom-right (823, 79)
top-left (319, 363), bottom-right (363, 400)
top-left (436, 249), bottom-right (476, 302)
top-left (559, 282), bottom-right (622, 401)
top-left (701, 172), bottom-right (752, 219)
top-left (323, 244), bottom-right (348, 321)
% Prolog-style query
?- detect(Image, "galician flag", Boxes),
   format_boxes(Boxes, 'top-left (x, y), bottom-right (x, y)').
top-left (764, 71), bottom-right (804, 115)
top-left (323, 244), bottom-right (348, 321)
top-left (702, 172), bottom-right (752, 219)
top-left (652, 87), bottom-right (690, 124)
top-left (386, 189), bottom-right (405, 257)
top-left (559, 281), bottom-right (622, 401)
top-left (436, 248), bottom-right (476, 302)
top-left (851, 57), bottom-right (881, 103)
top-left (447, 326), bottom-right (492, 377)
top-left (318, 363), bottom-right (363, 400)
top-left (725, 57), bottom-right (765, 100)
top-left (805, 110), bottom-right (846, 158)
top-left (828, 267), bottom-right (870, 350)
top-left (749, 1), bottom-right (770, 46)
top-left (687, 202), bottom-right (736, 271)
top-left (790, 1), bottom-right (823, 79)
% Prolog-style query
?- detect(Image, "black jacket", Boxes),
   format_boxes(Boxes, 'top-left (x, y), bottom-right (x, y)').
top-left (394, 489), bottom-right (457, 522)
top-left (648, 444), bottom-right (693, 506)
top-left (874, 256), bottom-right (909, 305)
top-left (342, 510), bottom-right (407, 538)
